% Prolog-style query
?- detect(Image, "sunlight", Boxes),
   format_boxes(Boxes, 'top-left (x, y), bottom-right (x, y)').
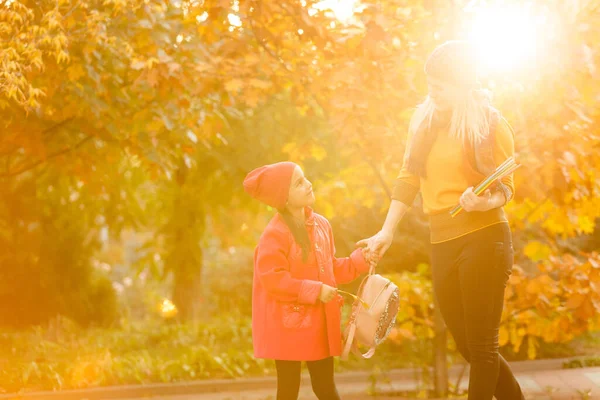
top-left (228, 13), bottom-right (242, 27)
top-left (159, 298), bottom-right (178, 318)
top-left (466, 3), bottom-right (550, 73)
top-left (315, 0), bottom-right (358, 23)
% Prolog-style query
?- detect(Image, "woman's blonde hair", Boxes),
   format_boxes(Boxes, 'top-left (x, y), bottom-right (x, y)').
top-left (409, 40), bottom-right (494, 145)
top-left (408, 89), bottom-right (493, 146)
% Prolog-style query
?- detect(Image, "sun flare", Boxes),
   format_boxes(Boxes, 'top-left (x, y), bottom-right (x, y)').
top-left (315, 0), bottom-right (358, 22)
top-left (466, 4), bottom-right (551, 74)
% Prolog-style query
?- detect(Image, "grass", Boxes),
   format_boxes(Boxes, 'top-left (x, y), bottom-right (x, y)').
top-left (0, 316), bottom-right (597, 395)
top-left (0, 315), bottom-right (264, 393)
top-left (0, 315), bottom-right (424, 394)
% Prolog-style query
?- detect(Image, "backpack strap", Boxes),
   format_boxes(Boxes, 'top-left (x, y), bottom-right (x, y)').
top-left (341, 319), bottom-right (357, 360)
top-left (341, 273), bottom-right (378, 360)
top-left (342, 318), bottom-right (377, 360)
top-left (341, 273), bottom-right (368, 360)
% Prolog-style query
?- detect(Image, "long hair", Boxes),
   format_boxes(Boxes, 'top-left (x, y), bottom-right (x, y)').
top-left (278, 209), bottom-right (310, 262)
top-left (404, 89), bottom-right (493, 178)
top-left (408, 89), bottom-right (493, 146)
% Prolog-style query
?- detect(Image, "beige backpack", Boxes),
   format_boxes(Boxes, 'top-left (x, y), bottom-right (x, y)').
top-left (341, 266), bottom-right (400, 359)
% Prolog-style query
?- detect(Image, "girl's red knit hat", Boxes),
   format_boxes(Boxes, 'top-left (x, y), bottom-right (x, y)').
top-left (243, 162), bottom-right (297, 210)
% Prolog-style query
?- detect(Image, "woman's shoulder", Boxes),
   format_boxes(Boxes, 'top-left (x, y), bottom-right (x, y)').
top-left (490, 107), bottom-right (514, 137)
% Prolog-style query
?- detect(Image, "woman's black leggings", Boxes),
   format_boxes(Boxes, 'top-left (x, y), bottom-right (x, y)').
top-left (431, 222), bottom-right (524, 400)
top-left (275, 357), bottom-right (340, 400)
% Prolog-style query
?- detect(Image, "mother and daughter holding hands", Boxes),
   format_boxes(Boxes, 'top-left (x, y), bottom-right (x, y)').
top-left (243, 41), bottom-right (525, 400)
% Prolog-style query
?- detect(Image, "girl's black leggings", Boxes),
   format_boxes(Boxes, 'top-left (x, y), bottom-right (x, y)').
top-left (275, 357), bottom-right (340, 400)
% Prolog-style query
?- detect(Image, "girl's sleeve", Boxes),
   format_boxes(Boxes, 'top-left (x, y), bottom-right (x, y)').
top-left (325, 220), bottom-right (370, 285)
top-left (255, 228), bottom-right (322, 304)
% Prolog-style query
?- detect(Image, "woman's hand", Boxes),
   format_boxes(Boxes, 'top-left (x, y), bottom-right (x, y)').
top-left (459, 187), bottom-right (492, 212)
top-left (356, 231), bottom-right (393, 268)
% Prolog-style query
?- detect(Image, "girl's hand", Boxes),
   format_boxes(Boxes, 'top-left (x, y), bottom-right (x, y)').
top-left (459, 187), bottom-right (492, 212)
top-left (361, 247), bottom-right (377, 269)
top-left (319, 284), bottom-right (338, 303)
top-left (356, 231), bottom-right (392, 268)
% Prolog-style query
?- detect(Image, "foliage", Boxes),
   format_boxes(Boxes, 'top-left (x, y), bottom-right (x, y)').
top-left (0, 314), bottom-right (425, 393)
top-left (500, 252), bottom-right (600, 359)
top-left (385, 258), bottom-right (600, 361)
top-left (2, 0), bottom-right (600, 389)
top-left (0, 171), bottom-right (119, 327)
top-left (0, 315), bottom-right (260, 392)
top-left (563, 356), bottom-right (600, 369)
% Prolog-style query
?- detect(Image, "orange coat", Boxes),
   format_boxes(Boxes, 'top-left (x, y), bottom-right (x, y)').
top-left (252, 208), bottom-right (369, 361)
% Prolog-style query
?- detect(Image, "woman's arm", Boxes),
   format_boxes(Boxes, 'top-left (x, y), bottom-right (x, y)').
top-left (460, 117), bottom-right (517, 212)
top-left (357, 124), bottom-right (420, 261)
top-left (356, 199), bottom-right (411, 263)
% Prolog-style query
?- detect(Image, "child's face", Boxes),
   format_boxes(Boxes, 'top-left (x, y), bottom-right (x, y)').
top-left (287, 166), bottom-right (315, 208)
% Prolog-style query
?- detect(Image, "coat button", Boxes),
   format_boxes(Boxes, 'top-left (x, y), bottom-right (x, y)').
top-left (320, 267), bottom-right (325, 273)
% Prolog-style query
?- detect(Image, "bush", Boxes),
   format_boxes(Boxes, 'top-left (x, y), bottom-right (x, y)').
top-left (0, 315), bottom-right (263, 393)
top-left (0, 176), bottom-right (117, 328)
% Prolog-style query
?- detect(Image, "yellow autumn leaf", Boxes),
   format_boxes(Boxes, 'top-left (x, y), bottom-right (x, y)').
top-left (512, 333), bottom-right (524, 353)
top-left (527, 336), bottom-right (538, 360)
top-left (566, 292), bottom-right (585, 310)
top-left (523, 241), bottom-right (551, 262)
top-left (309, 145), bottom-right (327, 161)
top-left (526, 321), bottom-right (541, 336)
top-left (67, 64), bottom-right (86, 81)
top-left (297, 104), bottom-right (310, 116)
top-left (248, 79), bottom-right (271, 89)
top-left (282, 142), bottom-right (297, 155)
top-left (244, 53), bottom-right (260, 65)
top-left (244, 92), bottom-right (260, 108)
top-left (225, 79), bottom-right (244, 93)
top-left (498, 326), bottom-right (509, 346)
top-left (525, 279), bottom-right (543, 295)
top-left (400, 321), bottom-right (414, 334)
top-left (55, 50), bottom-right (70, 64)
top-left (577, 215), bottom-right (595, 234)
top-left (131, 60), bottom-right (146, 70)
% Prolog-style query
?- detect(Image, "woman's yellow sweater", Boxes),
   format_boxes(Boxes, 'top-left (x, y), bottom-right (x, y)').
top-left (392, 118), bottom-right (515, 244)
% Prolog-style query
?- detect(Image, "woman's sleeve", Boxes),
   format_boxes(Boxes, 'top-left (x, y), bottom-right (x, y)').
top-left (391, 128), bottom-right (421, 206)
top-left (493, 117), bottom-right (516, 203)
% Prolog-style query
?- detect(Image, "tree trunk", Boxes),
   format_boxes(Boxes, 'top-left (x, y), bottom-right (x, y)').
top-left (168, 168), bottom-right (206, 322)
top-left (172, 246), bottom-right (203, 322)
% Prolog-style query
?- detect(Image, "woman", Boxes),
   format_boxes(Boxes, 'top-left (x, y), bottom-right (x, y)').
top-left (357, 41), bottom-right (524, 400)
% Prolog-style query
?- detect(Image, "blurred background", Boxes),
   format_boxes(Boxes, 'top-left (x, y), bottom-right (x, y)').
top-left (1, 0), bottom-right (599, 396)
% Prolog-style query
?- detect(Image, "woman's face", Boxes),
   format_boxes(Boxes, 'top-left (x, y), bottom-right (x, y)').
top-left (287, 166), bottom-right (315, 209)
top-left (427, 76), bottom-right (467, 111)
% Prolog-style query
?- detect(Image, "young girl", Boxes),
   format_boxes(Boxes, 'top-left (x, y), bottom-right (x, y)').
top-left (243, 161), bottom-right (370, 400)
